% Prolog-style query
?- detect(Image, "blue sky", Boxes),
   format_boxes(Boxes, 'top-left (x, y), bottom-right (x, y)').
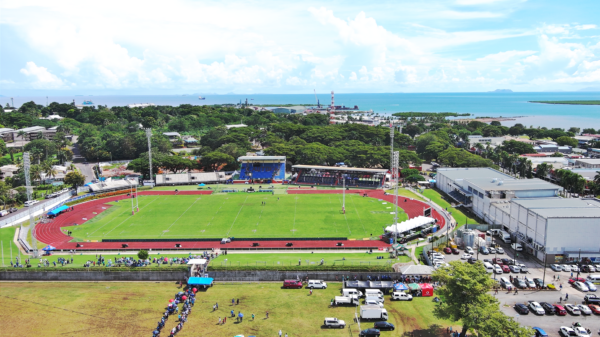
top-left (1, 0), bottom-right (599, 94)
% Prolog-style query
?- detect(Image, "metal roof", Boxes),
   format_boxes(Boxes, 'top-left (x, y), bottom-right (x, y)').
top-left (575, 159), bottom-right (600, 164)
top-left (238, 156), bottom-right (286, 161)
top-left (466, 178), bottom-right (561, 191)
top-left (437, 168), bottom-right (513, 181)
top-left (15, 126), bottom-right (45, 133)
top-left (512, 198), bottom-right (600, 218)
top-left (292, 165), bottom-right (388, 173)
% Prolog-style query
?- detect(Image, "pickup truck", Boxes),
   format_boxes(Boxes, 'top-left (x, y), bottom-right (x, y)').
top-left (324, 317), bottom-right (346, 329)
top-left (584, 294), bottom-right (600, 305)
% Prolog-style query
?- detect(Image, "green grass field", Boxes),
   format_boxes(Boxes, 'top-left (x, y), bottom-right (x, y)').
top-left (72, 193), bottom-right (408, 240)
top-left (0, 282), bottom-right (458, 337)
top-left (0, 226), bottom-right (25, 266)
top-left (421, 189), bottom-right (478, 226)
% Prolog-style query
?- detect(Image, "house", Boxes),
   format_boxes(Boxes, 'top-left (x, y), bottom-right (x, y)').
top-left (163, 132), bottom-right (181, 142)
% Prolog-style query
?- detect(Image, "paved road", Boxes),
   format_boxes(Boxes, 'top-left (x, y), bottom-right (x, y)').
top-left (70, 136), bottom-right (95, 184)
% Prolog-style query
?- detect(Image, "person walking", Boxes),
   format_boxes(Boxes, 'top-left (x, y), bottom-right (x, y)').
top-left (218, 317), bottom-right (221, 325)
top-left (266, 311), bottom-right (269, 319)
top-left (565, 293), bottom-right (569, 300)
top-left (224, 317), bottom-right (226, 324)
top-left (237, 298), bottom-right (240, 305)
top-left (252, 313), bottom-right (255, 321)
top-left (279, 330), bottom-right (282, 337)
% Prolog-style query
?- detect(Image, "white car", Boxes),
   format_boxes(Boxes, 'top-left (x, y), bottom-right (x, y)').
top-left (364, 299), bottom-right (384, 308)
top-left (524, 277), bottom-right (535, 288)
top-left (573, 281), bottom-right (589, 292)
top-left (528, 301), bottom-right (545, 315)
top-left (510, 243), bottom-right (523, 251)
top-left (488, 247), bottom-right (496, 254)
top-left (431, 253), bottom-right (444, 260)
top-left (562, 264), bottom-right (572, 272)
top-left (551, 264), bottom-right (563, 272)
top-left (461, 253), bottom-right (472, 260)
top-left (391, 292), bottom-right (413, 301)
top-left (307, 280), bottom-right (327, 289)
top-left (496, 247), bottom-right (504, 254)
top-left (560, 326), bottom-right (576, 337)
top-left (571, 265), bottom-right (580, 272)
top-left (564, 303), bottom-right (581, 315)
top-left (584, 281), bottom-right (597, 292)
top-left (465, 246), bottom-right (474, 254)
top-left (493, 264), bottom-right (503, 274)
top-left (573, 326), bottom-right (591, 337)
top-left (587, 265), bottom-right (596, 272)
top-left (576, 304), bottom-right (592, 315)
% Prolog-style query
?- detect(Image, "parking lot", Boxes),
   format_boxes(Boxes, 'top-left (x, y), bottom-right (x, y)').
top-left (430, 239), bottom-right (600, 336)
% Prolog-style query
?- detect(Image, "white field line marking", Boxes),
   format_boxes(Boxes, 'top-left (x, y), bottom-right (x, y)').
top-left (337, 195), bottom-right (351, 235)
top-left (349, 194), bottom-right (368, 236)
top-left (160, 197), bottom-right (201, 236)
top-left (226, 195), bottom-right (248, 237)
top-left (97, 196), bottom-right (161, 237)
top-left (328, 196), bottom-right (341, 234)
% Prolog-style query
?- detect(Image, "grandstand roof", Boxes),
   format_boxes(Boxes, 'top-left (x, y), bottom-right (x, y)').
top-left (238, 156), bottom-right (286, 162)
top-left (292, 165), bottom-right (388, 173)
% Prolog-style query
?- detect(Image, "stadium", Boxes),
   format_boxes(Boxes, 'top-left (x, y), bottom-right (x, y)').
top-left (32, 160), bottom-right (445, 252)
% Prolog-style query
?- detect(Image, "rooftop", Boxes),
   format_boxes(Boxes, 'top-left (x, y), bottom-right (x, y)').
top-left (437, 167), bottom-right (513, 181)
top-left (0, 128), bottom-right (15, 133)
top-left (575, 159), bottom-right (600, 164)
top-left (225, 124), bottom-right (248, 129)
top-left (511, 198), bottom-right (600, 218)
top-left (238, 156), bottom-right (286, 162)
top-left (15, 126), bottom-right (46, 133)
top-left (466, 177), bottom-right (561, 191)
top-left (292, 164), bottom-right (388, 173)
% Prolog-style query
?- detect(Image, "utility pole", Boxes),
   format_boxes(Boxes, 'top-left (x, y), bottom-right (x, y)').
top-left (145, 128), bottom-right (154, 188)
top-left (23, 152), bottom-right (38, 258)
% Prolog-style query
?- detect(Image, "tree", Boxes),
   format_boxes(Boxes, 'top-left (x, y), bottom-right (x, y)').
top-left (405, 174), bottom-right (425, 183)
top-left (64, 171), bottom-right (85, 188)
top-left (403, 124), bottom-right (422, 138)
top-left (555, 136), bottom-right (578, 148)
top-left (433, 261), bottom-right (531, 337)
top-left (137, 250), bottom-right (149, 260)
top-left (568, 127), bottom-right (581, 135)
top-left (499, 140), bottom-right (535, 155)
top-left (200, 152), bottom-right (235, 171)
top-left (582, 128), bottom-right (596, 134)
top-left (535, 163), bottom-right (552, 179)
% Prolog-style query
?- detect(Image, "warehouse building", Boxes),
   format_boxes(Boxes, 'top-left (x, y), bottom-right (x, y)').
top-left (574, 158), bottom-right (600, 169)
top-left (487, 198), bottom-right (600, 263)
top-left (436, 168), bottom-right (562, 222)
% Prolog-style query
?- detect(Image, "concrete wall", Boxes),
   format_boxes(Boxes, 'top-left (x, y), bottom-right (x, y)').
top-left (0, 270), bottom-right (188, 281)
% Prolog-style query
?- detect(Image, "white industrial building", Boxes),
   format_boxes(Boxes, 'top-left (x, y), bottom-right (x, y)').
top-left (155, 172), bottom-right (226, 185)
top-left (487, 198), bottom-right (600, 263)
top-left (436, 168), bottom-right (562, 223)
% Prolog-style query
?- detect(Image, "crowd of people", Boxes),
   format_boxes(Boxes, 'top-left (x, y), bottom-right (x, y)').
top-left (152, 287), bottom-right (197, 337)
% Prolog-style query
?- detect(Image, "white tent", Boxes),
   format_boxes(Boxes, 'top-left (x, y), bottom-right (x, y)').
top-left (385, 216), bottom-right (436, 234)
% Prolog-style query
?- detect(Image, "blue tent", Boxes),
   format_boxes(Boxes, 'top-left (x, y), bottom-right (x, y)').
top-left (42, 245), bottom-right (56, 251)
top-left (198, 183), bottom-right (206, 186)
top-left (188, 277), bottom-right (213, 286)
top-left (48, 205), bottom-right (69, 216)
top-left (393, 283), bottom-right (408, 291)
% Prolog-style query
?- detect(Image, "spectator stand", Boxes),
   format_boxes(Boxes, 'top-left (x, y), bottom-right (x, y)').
top-left (237, 156), bottom-right (286, 182)
top-left (291, 165), bottom-right (387, 188)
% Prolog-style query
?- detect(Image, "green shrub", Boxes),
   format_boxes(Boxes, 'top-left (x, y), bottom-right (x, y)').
top-left (137, 250), bottom-right (149, 260)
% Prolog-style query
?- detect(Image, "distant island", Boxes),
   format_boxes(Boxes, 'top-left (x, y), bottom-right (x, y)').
top-left (489, 89), bottom-right (513, 93)
top-left (392, 112), bottom-right (471, 117)
top-left (529, 100), bottom-right (600, 105)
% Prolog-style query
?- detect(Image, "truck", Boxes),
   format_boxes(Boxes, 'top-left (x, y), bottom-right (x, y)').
top-left (334, 296), bottom-right (358, 306)
top-left (500, 230), bottom-right (511, 244)
top-left (360, 305), bottom-right (388, 321)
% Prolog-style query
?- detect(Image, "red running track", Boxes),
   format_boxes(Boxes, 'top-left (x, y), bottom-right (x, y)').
top-left (34, 190), bottom-right (443, 251)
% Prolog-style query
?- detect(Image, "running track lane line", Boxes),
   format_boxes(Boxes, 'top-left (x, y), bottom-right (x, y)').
top-left (225, 195), bottom-right (248, 237)
top-left (160, 197), bottom-right (202, 237)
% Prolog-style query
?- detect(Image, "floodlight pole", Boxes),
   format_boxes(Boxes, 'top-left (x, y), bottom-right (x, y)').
top-left (23, 152), bottom-right (38, 258)
top-left (393, 151), bottom-right (399, 247)
top-left (145, 128), bottom-right (154, 188)
top-left (342, 176), bottom-right (345, 213)
top-left (135, 183), bottom-right (139, 212)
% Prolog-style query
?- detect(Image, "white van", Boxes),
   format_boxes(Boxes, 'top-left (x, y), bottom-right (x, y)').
top-left (364, 289), bottom-right (384, 298)
top-left (483, 262), bottom-right (494, 273)
top-left (307, 280), bottom-right (327, 289)
top-left (365, 295), bottom-right (384, 304)
top-left (0, 210), bottom-right (9, 217)
top-left (24, 200), bottom-right (39, 207)
top-left (391, 292), bottom-right (413, 301)
top-left (342, 288), bottom-right (363, 297)
top-left (587, 274), bottom-right (600, 283)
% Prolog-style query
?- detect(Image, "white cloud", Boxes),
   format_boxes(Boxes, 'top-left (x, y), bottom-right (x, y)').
top-left (20, 62), bottom-right (66, 89)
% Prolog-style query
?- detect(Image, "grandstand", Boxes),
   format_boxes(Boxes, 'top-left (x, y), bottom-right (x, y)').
top-left (237, 156), bottom-right (286, 181)
top-left (291, 165), bottom-right (387, 188)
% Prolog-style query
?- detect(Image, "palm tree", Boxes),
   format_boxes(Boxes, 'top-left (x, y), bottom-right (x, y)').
top-left (594, 171), bottom-right (600, 185)
top-left (45, 165), bottom-right (58, 180)
top-left (17, 130), bottom-right (27, 151)
top-left (30, 165), bottom-right (43, 185)
top-left (68, 163), bottom-right (77, 171)
top-left (8, 148), bottom-right (19, 163)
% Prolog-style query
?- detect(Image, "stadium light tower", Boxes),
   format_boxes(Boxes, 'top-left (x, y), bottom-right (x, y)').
top-left (392, 151), bottom-right (400, 247)
top-left (23, 152), bottom-right (39, 258)
top-left (145, 128), bottom-right (154, 188)
top-left (342, 174), bottom-right (346, 214)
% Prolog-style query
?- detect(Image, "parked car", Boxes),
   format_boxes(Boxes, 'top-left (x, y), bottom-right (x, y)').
top-left (582, 265), bottom-right (596, 273)
top-left (283, 280), bottom-right (303, 289)
top-left (465, 246), bottom-right (474, 254)
top-left (9, 207), bottom-right (18, 213)
top-left (571, 265), bottom-right (580, 272)
top-left (511, 243), bottom-right (523, 251)
top-left (514, 303), bottom-right (529, 314)
top-left (496, 247), bottom-right (504, 254)
top-left (500, 277), bottom-right (513, 290)
top-left (451, 248), bottom-right (460, 255)
top-left (493, 264), bottom-right (503, 274)
top-left (528, 301), bottom-right (545, 315)
top-left (533, 278), bottom-right (545, 288)
top-left (308, 280), bottom-right (327, 289)
top-left (524, 277), bottom-right (536, 288)
top-left (391, 292), bottom-right (413, 301)
top-left (501, 265), bottom-right (510, 273)
top-left (519, 264), bottom-right (529, 273)
top-left (551, 264), bottom-right (563, 272)
top-left (479, 246), bottom-right (489, 255)
top-left (488, 247), bottom-right (496, 254)
top-left (461, 253), bottom-right (472, 260)
top-left (515, 278), bottom-right (527, 289)
top-left (0, 210), bottom-right (8, 217)
top-left (554, 304), bottom-right (567, 316)
top-left (532, 327), bottom-right (549, 337)
top-left (509, 265), bottom-right (521, 273)
top-left (562, 265), bottom-right (572, 272)
top-left (569, 277), bottom-right (586, 284)
top-left (493, 258), bottom-right (503, 265)
top-left (588, 304), bottom-right (600, 314)
top-left (468, 257), bottom-right (477, 264)
top-left (483, 259), bottom-right (492, 263)
top-left (584, 281), bottom-right (597, 292)
top-left (573, 281), bottom-right (590, 292)
top-left (324, 317), bottom-right (346, 329)
top-left (576, 304), bottom-right (592, 315)
top-left (443, 247), bottom-right (452, 254)
top-left (564, 303), bottom-right (581, 315)
top-left (539, 302), bottom-right (555, 315)
top-left (572, 326), bottom-right (591, 337)
top-left (374, 322), bottom-right (395, 331)
top-left (559, 326), bottom-right (576, 337)
top-left (501, 258), bottom-right (515, 265)
top-left (584, 294), bottom-right (600, 305)
top-left (360, 329), bottom-right (380, 337)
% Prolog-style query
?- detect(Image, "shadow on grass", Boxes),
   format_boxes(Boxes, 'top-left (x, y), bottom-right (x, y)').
top-left (400, 324), bottom-right (447, 337)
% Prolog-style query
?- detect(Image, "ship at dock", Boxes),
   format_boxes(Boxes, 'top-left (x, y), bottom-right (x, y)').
top-left (198, 96), bottom-right (205, 100)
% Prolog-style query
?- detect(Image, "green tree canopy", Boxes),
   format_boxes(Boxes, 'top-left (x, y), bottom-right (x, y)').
top-left (555, 136), bottom-right (578, 147)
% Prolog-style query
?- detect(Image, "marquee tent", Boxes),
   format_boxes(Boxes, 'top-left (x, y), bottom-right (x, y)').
top-left (385, 216), bottom-right (436, 234)
top-left (187, 277), bottom-right (213, 287)
top-left (419, 283), bottom-right (434, 297)
top-left (47, 205), bottom-right (69, 216)
top-left (393, 283), bottom-right (409, 292)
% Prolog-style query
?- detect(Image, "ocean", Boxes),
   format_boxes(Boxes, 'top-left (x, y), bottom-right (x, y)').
top-left (1, 92), bottom-right (599, 129)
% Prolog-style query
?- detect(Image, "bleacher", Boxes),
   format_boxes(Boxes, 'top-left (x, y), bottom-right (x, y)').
top-left (449, 190), bottom-right (471, 205)
top-left (238, 156), bottom-right (286, 181)
top-left (292, 165), bottom-right (387, 188)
